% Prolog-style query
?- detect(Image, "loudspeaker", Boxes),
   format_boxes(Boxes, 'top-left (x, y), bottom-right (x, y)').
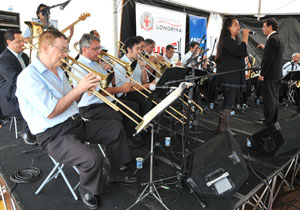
top-left (186, 131), bottom-right (248, 198)
top-left (0, 11), bottom-right (20, 54)
top-left (250, 119), bottom-right (300, 156)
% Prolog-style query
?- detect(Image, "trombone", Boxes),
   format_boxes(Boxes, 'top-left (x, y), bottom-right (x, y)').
top-left (66, 56), bottom-right (143, 124)
top-left (94, 49), bottom-right (186, 124)
top-left (25, 42), bottom-right (143, 126)
top-left (118, 41), bottom-right (203, 114)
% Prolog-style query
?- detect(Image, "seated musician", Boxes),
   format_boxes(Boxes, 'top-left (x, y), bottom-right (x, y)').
top-left (114, 36), bottom-right (155, 116)
top-left (23, 3), bottom-right (74, 42)
top-left (16, 30), bottom-right (137, 209)
top-left (72, 33), bottom-right (141, 147)
top-left (181, 41), bottom-right (199, 67)
top-left (280, 53), bottom-right (300, 105)
top-left (164, 44), bottom-right (182, 66)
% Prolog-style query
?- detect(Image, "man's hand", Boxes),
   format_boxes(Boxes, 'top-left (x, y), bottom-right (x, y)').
top-left (257, 44), bottom-right (265, 50)
top-left (258, 74), bottom-right (264, 81)
top-left (77, 73), bottom-right (99, 95)
top-left (121, 82), bottom-right (134, 93)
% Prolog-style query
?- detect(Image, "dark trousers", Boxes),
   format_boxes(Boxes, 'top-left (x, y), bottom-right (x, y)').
top-left (36, 117), bottom-right (130, 195)
top-left (222, 86), bottom-right (237, 110)
top-left (79, 100), bottom-right (140, 139)
top-left (263, 80), bottom-right (281, 125)
top-left (120, 91), bottom-right (152, 116)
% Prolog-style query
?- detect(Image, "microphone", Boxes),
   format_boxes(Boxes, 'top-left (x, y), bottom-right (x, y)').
top-left (60, 0), bottom-right (71, 10)
top-left (149, 84), bottom-right (177, 91)
top-left (242, 29), bottom-right (256, 35)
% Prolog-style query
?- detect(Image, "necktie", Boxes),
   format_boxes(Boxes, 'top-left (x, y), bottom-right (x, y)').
top-left (17, 54), bottom-right (26, 69)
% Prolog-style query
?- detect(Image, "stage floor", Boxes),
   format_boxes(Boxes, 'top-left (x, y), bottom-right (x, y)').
top-left (0, 102), bottom-right (300, 210)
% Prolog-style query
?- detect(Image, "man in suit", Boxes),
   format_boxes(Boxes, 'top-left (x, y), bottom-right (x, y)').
top-left (0, 29), bottom-right (35, 145)
top-left (256, 18), bottom-right (284, 126)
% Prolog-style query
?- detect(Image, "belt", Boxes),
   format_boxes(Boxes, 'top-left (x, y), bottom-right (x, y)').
top-left (68, 113), bottom-right (81, 121)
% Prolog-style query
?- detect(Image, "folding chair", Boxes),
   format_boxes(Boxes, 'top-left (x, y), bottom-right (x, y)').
top-left (9, 116), bottom-right (18, 139)
top-left (35, 144), bottom-right (106, 200)
top-left (35, 155), bottom-right (80, 200)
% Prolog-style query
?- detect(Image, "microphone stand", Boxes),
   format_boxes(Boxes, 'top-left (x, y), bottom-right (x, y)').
top-left (42, 1), bottom-right (71, 31)
top-left (178, 57), bottom-right (207, 208)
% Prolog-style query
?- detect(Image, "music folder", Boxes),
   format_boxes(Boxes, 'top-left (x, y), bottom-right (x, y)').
top-left (135, 82), bottom-right (189, 135)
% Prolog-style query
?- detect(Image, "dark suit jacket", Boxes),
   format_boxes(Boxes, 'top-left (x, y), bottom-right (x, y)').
top-left (0, 48), bottom-right (29, 116)
top-left (260, 32), bottom-right (284, 80)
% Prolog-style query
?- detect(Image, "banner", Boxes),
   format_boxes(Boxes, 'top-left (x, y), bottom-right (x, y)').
top-left (136, 3), bottom-right (186, 58)
top-left (189, 15), bottom-right (207, 51)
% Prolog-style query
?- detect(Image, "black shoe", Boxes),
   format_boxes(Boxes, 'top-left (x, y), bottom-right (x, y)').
top-left (120, 165), bottom-right (128, 171)
top-left (19, 132), bottom-right (37, 146)
top-left (259, 118), bottom-right (265, 121)
top-left (107, 176), bottom-right (137, 185)
top-left (128, 139), bottom-right (141, 149)
top-left (79, 188), bottom-right (99, 209)
top-left (254, 120), bottom-right (264, 125)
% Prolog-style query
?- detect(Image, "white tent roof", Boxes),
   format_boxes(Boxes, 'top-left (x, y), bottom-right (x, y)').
top-left (163, 0), bottom-right (300, 15)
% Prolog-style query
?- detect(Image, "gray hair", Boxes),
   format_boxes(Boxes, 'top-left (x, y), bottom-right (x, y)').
top-left (292, 53), bottom-right (300, 58)
top-left (79, 33), bottom-right (100, 53)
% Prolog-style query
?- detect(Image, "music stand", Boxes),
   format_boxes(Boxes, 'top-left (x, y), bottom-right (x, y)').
top-left (147, 67), bottom-right (187, 102)
top-left (127, 82), bottom-right (189, 210)
top-left (283, 70), bottom-right (300, 82)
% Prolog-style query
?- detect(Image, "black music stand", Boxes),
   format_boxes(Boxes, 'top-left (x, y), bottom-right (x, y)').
top-left (283, 71), bottom-right (300, 104)
top-left (127, 82), bottom-right (189, 210)
top-left (283, 70), bottom-right (300, 82)
top-left (147, 67), bottom-right (187, 102)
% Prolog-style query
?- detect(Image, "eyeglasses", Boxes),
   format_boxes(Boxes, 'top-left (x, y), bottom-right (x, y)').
top-left (50, 44), bottom-right (70, 54)
top-left (89, 47), bottom-right (101, 51)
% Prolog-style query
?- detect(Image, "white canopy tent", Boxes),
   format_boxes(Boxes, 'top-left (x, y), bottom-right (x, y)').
top-left (0, 0), bottom-right (299, 57)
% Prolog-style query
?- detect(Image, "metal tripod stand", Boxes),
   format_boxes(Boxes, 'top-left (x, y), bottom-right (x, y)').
top-left (127, 123), bottom-right (169, 210)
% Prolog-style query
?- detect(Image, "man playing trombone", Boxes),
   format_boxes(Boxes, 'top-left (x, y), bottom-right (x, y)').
top-left (16, 30), bottom-right (137, 209)
top-left (115, 36), bottom-right (155, 116)
top-left (73, 33), bottom-right (141, 147)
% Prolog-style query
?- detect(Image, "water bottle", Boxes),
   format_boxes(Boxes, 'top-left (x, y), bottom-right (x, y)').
top-left (246, 138), bottom-right (252, 148)
top-left (209, 103), bottom-right (214, 110)
top-left (256, 98), bottom-right (260, 105)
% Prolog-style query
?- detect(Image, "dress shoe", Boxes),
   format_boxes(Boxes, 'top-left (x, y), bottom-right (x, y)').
top-left (254, 120), bottom-right (265, 125)
top-left (120, 165), bottom-right (128, 171)
top-left (107, 176), bottom-right (137, 185)
top-left (19, 132), bottom-right (37, 146)
top-left (79, 188), bottom-right (99, 209)
top-left (259, 117), bottom-right (265, 121)
top-left (128, 138), bottom-right (141, 149)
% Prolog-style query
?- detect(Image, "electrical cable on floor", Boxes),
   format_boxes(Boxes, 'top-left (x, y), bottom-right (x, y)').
top-left (10, 167), bottom-right (42, 184)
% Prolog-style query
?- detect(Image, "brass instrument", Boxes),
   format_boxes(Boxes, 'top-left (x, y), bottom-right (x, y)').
top-left (98, 51), bottom-right (137, 76)
top-left (117, 40), bottom-right (203, 117)
top-left (62, 58), bottom-right (143, 125)
top-left (24, 42), bottom-right (143, 126)
top-left (67, 56), bottom-right (114, 90)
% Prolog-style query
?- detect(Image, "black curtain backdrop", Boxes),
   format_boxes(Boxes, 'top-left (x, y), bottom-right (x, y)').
top-left (228, 15), bottom-right (300, 67)
top-left (120, 0), bottom-right (209, 56)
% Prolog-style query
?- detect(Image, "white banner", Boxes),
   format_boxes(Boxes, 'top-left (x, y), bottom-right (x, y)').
top-left (136, 3), bottom-right (186, 58)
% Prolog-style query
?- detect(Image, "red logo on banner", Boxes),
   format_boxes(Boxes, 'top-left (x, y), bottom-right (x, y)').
top-left (140, 12), bottom-right (154, 31)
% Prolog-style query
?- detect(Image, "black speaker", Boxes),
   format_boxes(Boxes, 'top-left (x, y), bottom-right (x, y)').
top-left (250, 119), bottom-right (300, 156)
top-left (186, 131), bottom-right (248, 198)
top-left (0, 11), bottom-right (20, 54)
